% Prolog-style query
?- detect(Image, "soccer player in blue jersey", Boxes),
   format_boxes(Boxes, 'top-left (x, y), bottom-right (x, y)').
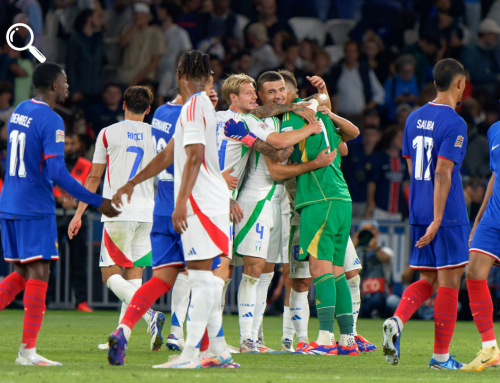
top-left (0, 62), bottom-right (119, 366)
top-left (382, 59), bottom-right (468, 370)
top-left (462, 123), bottom-right (500, 371)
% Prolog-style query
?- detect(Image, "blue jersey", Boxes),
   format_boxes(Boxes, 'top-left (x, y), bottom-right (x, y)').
top-left (0, 99), bottom-right (65, 218)
top-left (151, 102), bottom-right (182, 217)
top-left (480, 122), bottom-right (500, 229)
top-left (403, 102), bottom-right (468, 226)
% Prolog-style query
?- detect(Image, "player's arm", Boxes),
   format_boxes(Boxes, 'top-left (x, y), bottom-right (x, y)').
top-left (364, 182), bottom-right (376, 218)
top-left (266, 121), bottom-right (323, 149)
top-left (172, 143), bottom-right (204, 233)
top-left (406, 158), bottom-right (412, 176)
top-left (253, 139), bottom-right (293, 162)
top-left (415, 157), bottom-right (454, 248)
top-left (470, 173), bottom-right (495, 244)
top-left (304, 75), bottom-right (331, 109)
top-left (317, 106), bottom-right (360, 142)
top-left (249, 102), bottom-right (316, 124)
top-left (112, 139), bottom-right (174, 207)
top-left (339, 141), bottom-right (348, 157)
top-left (265, 147), bottom-right (337, 181)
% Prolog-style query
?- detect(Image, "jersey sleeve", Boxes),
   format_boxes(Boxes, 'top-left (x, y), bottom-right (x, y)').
top-left (181, 96), bottom-right (207, 147)
top-left (488, 128), bottom-right (494, 172)
top-left (244, 115), bottom-right (275, 141)
top-left (42, 115), bottom-right (65, 157)
top-left (93, 129), bottom-right (107, 164)
top-left (437, 118), bottom-right (467, 164)
top-left (402, 125), bottom-right (411, 158)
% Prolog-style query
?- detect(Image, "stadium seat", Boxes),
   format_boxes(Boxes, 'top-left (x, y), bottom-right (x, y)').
top-left (288, 17), bottom-right (326, 46)
top-left (323, 45), bottom-right (344, 66)
top-left (325, 19), bottom-right (355, 46)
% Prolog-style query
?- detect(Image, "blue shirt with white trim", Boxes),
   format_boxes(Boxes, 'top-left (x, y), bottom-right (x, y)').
top-left (151, 102), bottom-right (182, 217)
top-left (402, 102), bottom-right (468, 226)
top-left (479, 122), bottom-right (500, 229)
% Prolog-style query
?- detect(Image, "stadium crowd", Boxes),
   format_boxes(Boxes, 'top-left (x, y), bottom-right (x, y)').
top-left (1, 0), bottom-right (500, 321)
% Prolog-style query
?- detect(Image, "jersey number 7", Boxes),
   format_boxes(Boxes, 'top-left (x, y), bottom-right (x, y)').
top-left (412, 136), bottom-right (434, 181)
top-left (126, 146), bottom-right (144, 180)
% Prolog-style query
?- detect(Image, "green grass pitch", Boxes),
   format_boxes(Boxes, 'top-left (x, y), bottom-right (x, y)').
top-left (0, 310), bottom-right (498, 382)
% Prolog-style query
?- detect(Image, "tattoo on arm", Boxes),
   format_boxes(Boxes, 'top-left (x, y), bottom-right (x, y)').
top-left (253, 139), bottom-right (293, 162)
top-left (250, 104), bottom-right (295, 118)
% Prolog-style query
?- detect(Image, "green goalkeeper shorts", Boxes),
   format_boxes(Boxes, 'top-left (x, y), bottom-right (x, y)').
top-left (298, 200), bottom-right (352, 266)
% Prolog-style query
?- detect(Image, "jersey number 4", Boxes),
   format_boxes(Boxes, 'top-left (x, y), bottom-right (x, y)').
top-left (9, 130), bottom-right (27, 177)
top-left (412, 136), bottom-right (434, 181)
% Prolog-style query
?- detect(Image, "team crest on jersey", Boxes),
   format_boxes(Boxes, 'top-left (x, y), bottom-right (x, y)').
top-left (255, 241), bottom-right (262, 251)
top-left (56, 129), bottom-right (65, 143)
top-left (455, 135), bottom-right (464, 148)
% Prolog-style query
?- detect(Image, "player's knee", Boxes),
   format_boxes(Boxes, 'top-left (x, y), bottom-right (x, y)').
top-left (292, 278), bottom-right (310, 292)
top-left (465, 265), bottom-right (484, 281)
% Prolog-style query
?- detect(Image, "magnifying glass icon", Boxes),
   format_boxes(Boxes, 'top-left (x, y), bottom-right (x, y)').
top-left (6, 23), bottom-right (46, 63)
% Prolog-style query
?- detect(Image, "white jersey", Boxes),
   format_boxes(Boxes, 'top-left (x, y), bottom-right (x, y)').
top-left (93, 120), bottom-right (156, 222)
top-left (174, 91), bottom-right (229, 217)
top-left (238, 116), bottom-right (284, 203)
top-left (216, 109), bottom-right (275, 199)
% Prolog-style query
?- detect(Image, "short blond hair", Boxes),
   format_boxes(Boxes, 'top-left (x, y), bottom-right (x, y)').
top-left (222, 74), bottom-right (256, 104)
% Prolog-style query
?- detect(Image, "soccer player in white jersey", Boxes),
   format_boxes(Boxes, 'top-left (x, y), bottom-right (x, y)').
top-left (68, 86), bottom-right (165, 351)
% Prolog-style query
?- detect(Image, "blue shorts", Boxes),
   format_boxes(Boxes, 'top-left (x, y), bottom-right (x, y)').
top-left (470, 220), bottom-right (500, 266)
top-left (1, 216), bottom-right (58, 263)
top-left (151, 216), bottom-right (221, 270)
top-left (410, 224), bottom-right (470, 270)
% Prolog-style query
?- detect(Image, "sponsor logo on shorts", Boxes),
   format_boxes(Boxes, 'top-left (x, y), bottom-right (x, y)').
top-left (188, 248), bottom-right (197, 256)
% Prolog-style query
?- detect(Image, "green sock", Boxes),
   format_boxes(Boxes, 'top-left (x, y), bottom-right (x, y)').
top-left (335, 273), bottom-right (354, 334)
top-left (313, 273), bottom-right (336, 332)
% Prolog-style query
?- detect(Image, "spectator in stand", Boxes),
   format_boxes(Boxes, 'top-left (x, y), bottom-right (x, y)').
top-left (418, 82), bottom-right (438, 106)
top-left (342, 124), bottom-right (382, 218)
top-left (302, 49), bottom-right (334, 97)
top-left (297, 36), bottom-right (318, 73)
top-left (461, 111), bottom-right (491, 178)
top-left (362, 107), bottom-right (381, 131)
top-left (365, 126), bottom-right (409, 220)
top-left (52, 132), bottom-right (93, 312)
top-left (84, 83), bottom-right (124, 137)
top-left (209, 55), bottom-right (224, 100)
top-left (395, 103), bottom-right (413, 131)
top-left (271, 37), bottom-right (307, 90)
top-left (197, 18), bottom-right (226, 60)
top-left (384, 54), bottom-right (420, 122)
top-left (353, 219), bottom-right (394, 319)
top-left (118, 3), bottom-right (165, 86)
top-left (245, 0), bottom-right (294, 43)
top-left (362, 31), bottom-right (396, 85)
top-left (464, 0), bottom-right (481, 42)
top-left (447, 26), bottom-right (465, 60)
top-left (0, 82), bottom-right (14, 125)
top-left (210, 0), bottom-right (237, 52)
top-left (10, 16), bottom-right (33, 107)
top-left (0, 43), bottom-right (27, 90)
top-left (464, 177), bottom-right (486, 226)
top-left (331, 40), bottom-right (385, 127)
top-left (460, 18), bottom-right (500, 93)
top-left (272, 30), bottom-right (293, 59)
top-left (401, 33), bottom-right (442, 85)
top-left (54, 0), bottom-right (92, 36)
top-left (420, 0), bottom-right (461, 43)
top-left (15, 0), bottom-right (43, 47)
top-left (232, 50), bottom-right (252, 74)
top-left (477, 98), bottom-right (500, 136)
top-left (246, 22), bottom-right (280, 78)
top-left (178, 0), bottom-right (209, 47)
top-left (66, 9), bottom-right (105, 106)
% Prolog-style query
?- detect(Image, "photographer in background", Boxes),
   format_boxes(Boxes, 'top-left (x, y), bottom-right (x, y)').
top-left (354, 219), bottom-right (393, 318)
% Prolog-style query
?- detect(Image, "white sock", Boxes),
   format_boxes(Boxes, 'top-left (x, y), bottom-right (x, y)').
top-left (106, 275), bottom-right (151, 326)
top-left (221, 278), bottom-right (231, 312)
top-left (238, 273), bottom-right (259, 342)
top-left (171, 273), bottom-right (190, 339)
top-left (251, 272), bottom-right (274, 341)
top-left (432, 353), bottom-right (449, 363)
top-left (347, 275), bottom-right (360, 336)
top-left (128, 278), bottom-right (153, 325)
top-left (181, 269), bottom-right (215, 360)
top-left (118, 302), bottom-right (127, 324)
top-left (208, 276), bottom-right (226, 355)
top-left (316, 330), bottom-right (332, 345)
top-left (483, 340), bottom-right (498, 349)
top-left (282, 306), bottom-right (295, 340)
top-left (290, 288), bottom-right (309, 343)
top-left (339, 333), bottom-right (355, 347)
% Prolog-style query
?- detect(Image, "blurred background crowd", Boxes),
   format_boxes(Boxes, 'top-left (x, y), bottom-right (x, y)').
top-left (0, 0), bottom-right (500, 320)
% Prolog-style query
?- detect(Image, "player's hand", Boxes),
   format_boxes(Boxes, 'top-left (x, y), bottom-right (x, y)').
top-left (222, 168), bottom-right (239, 190)
top-left (313, 147), bottom-right (336, 168)
top-left (112, 181), bottom-right (135, 208)
top-left (97, 198), bottom-right (121, 218)
top-left (415, 220), bottom-right (441, 248)
top-left (292, 103), bottom-right (317, 124)
top-left (172, 203), bottom-right (188, 234)
top-left (307, 75), bottom-right (326, 92)
top-left (68, 215), bottom-right (82, 240)
top-left (367, 237), bottom-right (379, 251)
top-left (224, 118), bottom-right (258, 147)
top-left (230, 199), bottom-right (243, 224)
top-left (318, 105), bottom-right (335, 120)
top-left (209, 88), bottom-right (218, 108)
top-left (306, 121), bottom-right (323, 136)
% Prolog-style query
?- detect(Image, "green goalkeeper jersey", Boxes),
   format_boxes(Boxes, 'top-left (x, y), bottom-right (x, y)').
top-left (281, 98), bottom-right (351, 211)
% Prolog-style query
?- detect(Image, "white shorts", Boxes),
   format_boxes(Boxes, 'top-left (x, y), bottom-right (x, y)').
top-left (182, 213), bottom-right (231, 262)
top-left (289, 225), bottom-right (361, 279)
top-left (234, 200), bottom-right (282, 263)
top-left (281, 211), bottom-right (290, 264)
top-left (100, 221), bottom-right (152, 268)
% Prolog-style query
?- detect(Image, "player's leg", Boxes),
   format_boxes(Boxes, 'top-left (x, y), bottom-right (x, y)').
top-left (290, 277), bottom-right (312, 353)
top-left (281, 263), bottom-right (295, 351)
top-left (167, 270), bottom-right (190, 350)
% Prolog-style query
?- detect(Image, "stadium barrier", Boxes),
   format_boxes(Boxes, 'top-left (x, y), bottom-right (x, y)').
top-left (0, 213), bottom-right (411, 313)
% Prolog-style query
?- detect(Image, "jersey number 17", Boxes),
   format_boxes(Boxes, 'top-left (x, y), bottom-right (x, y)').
top-left (412, 136), bottom-right (434, 181)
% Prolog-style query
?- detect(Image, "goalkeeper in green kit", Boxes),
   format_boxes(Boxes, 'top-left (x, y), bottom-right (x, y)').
top-left (279, 71), bottom-right (362, 355)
